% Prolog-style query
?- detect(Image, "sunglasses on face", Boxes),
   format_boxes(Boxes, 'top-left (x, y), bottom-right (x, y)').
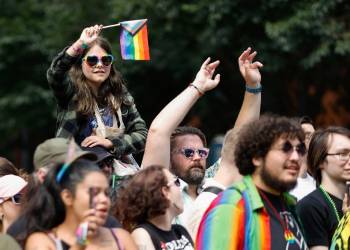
top-left (98, 158), bottom-right (114, 168)
top-left (0, 193), bottom-right (22, 205)
top-left (81, 55), bottom-right (114, 68)
top-left (170, 147), bottom-right (210, 159)
top-left (166, 176), bottom-right (181, 188)
top-left (277, 141), bottom-right (307, 156)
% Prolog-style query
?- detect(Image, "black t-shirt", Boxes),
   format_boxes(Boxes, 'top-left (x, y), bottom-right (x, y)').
top-left (6, 212), bottom-right (122, 237)
top-left (132, 221), bottom-right (194, 250)
top-left (297, 188), bottom-right (343, 247)
top-left (259, 190), bottom-right (308, 250)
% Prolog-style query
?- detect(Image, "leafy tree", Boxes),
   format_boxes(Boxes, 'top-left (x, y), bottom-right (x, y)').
top-left (0, 0), bottom-right (349, 171)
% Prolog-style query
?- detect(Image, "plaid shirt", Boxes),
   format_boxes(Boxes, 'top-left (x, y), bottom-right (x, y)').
top-left (47, 47), bottom-right (148, 156)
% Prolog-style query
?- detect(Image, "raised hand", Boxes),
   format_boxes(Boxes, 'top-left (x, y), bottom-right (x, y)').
top-left (193, 57), bottom-right (220, 93)
top-left (238, 47), bottom-right (263, 88)
top-left (78, 24), bottom-right (104, 47)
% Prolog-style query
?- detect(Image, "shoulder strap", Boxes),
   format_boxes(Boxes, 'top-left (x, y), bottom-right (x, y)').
top-left (202, 187), bottom-right (224, 195)
top-left (46, 230), bottom-right (64, 250)
top-left (110, 228), bottom-right (124, 250)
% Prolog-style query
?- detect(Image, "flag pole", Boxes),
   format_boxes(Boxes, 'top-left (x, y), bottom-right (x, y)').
top-left (103, 23), bottom-right (121, 29)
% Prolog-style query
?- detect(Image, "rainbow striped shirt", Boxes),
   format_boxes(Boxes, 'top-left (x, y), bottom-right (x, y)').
top-left (196, 175), bottom-right (305, 250)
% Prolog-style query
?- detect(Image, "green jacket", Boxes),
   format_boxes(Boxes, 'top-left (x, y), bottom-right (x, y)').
top-left (47, 47), bottom-right (148, 156)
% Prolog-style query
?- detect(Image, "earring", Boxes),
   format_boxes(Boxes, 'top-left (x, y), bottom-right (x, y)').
top-left (0, 214), bottom-right (2, 220)
top-left (172, 201), bottom-right (180, 210)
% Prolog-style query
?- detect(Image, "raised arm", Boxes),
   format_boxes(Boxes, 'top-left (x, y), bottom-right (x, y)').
top-left (234, 47), bottom-right (263, 127)
top-left (142, 58), bottom-right (220, 168)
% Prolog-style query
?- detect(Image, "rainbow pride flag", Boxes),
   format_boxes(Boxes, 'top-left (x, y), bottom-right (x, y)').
top-left (120, 19), bottom-right (150, 60)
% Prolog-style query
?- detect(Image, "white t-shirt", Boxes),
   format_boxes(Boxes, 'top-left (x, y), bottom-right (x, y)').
top-left (186, 179), bottom-right (226, 239)
top-left (289, 173), bottom-right (316, 201)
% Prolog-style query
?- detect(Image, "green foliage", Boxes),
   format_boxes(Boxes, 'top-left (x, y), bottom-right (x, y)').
top-left (1, 0), bottom-right (350, 168)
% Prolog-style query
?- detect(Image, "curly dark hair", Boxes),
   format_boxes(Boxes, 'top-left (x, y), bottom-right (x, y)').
top-left (113, 165), bottom-right (170, 231)
top-left (235, 114), bottom-right (305, 175)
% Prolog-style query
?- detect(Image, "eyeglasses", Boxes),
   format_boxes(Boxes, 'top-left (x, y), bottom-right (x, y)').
top-left (170, 147), bottom-right (210, 159)
top-left (98, 158), bottom-right (114, 168)
top-left (0, 193), bottom-right (22, 205)
top-left (327, 153), bottom-right (350, 161)
top-left (275, 141), bottom-right (307, 156)
top-left (166, 176), bottom-right (180, 188)
top-left (82, 55), bottom-right (114, 68)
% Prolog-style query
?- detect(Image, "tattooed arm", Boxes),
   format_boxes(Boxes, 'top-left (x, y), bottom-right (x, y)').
top-left (131, 228), bottom-right (156, 250)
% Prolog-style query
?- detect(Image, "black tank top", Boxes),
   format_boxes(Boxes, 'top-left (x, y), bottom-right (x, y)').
top-left (132, 221), bottom-right (194, 250)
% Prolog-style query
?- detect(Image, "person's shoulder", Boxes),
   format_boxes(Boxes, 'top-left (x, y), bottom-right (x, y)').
top-left (0, 233), bottom-right (21, 250)
top-left (131, 227), bottom-right (152, 240)
top-left (298, 188), bottom-right (323, 207)
top-left (25, 232), bottom-right (55, 250)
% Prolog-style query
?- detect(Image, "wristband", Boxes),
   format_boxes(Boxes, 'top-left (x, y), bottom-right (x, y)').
top-left (72, 43), bottom-right (83, 54)
top-left (82, 43), bottom-right (88, 49)
top-left (76, 222), bottom-right (90, 245)
top-left (246, 84), bottom-right (262, 94)
top-left (189, 83), bottom-right (204, 97)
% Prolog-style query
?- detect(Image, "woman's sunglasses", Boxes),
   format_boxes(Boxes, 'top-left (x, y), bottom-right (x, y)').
top-left (82, 55), bottom-right (114, 68)
top-left (166, 176), bottom-right (181, 188)
top-left (277, 141), bottom-right (307, 156)
top-left (170, 147), bottom-right (210, 159)
top-left (98, 158), bottom-right (114, 168)
top-left (0, 193), bottom-right (22, 205)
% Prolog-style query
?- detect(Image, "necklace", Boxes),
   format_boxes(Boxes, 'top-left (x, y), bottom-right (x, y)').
top-left (319, 185), bottom-right (340, 222)
top-left (257, 187), bottom-right (295, 244)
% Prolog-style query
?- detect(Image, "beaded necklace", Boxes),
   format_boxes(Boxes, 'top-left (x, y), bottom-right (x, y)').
top-left (319, 185), bottom-right (340, 222)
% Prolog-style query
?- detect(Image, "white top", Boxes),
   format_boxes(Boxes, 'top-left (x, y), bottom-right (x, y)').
top-left (186, 179), bottom-right (226, 239)
top-left (289, 173), bottom-right (316, 201)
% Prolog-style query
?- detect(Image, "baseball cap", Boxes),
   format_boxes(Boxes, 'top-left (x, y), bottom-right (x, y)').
top-left (33, 138), bottom-right (98, 170)
top-left (0, 175), bottom-right (28, 198)
top-left (81, 146), bottom-right (118, 163)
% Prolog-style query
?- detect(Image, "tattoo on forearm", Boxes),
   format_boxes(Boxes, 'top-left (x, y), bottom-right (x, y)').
top-left (137, 244), bottom-right (147, 250)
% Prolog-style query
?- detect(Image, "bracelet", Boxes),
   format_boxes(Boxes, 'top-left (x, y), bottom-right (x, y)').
top-left (82, 43), bottom-right (88, 49)
top-left (76, 222), bottom-right (90, 245)
top-left (246, 84), bottom-right (262, 94)
top-left (189, 83), bottom-right (204, 97)
top-left (72, 43), bottom-right (83, 54)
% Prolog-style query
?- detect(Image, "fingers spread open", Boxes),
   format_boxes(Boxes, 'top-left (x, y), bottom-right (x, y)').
top-left (238, 47), bottom-right (251, 61)
top-left (247, 51), bottom-right (257, 62)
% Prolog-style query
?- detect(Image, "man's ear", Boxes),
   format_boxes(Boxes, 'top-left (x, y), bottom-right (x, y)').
top-left (252, 156), bottom-right (263, 170)
top-left (60, 189), bottom-right (74, 207)
top-left (37, 167), bottom-right (48, 184)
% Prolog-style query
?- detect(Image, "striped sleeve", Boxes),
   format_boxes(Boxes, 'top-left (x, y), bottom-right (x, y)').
top-left (196, 191), bottom-right (245, 250)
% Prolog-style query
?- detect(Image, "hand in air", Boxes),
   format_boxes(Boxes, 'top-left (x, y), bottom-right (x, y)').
top-left (342, 193), bottom-right (350, 215)
top-left (78, 24), bottom-right (104, 47)
top-left (192, 57), bottom-right (220, 93)
top-left (81, 136), bottom-right (114, 149)
top-left (238, 47), bottom-right (263, 88)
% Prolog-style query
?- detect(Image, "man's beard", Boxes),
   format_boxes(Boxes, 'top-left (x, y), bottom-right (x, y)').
top-left (170, 159), bottom-right (205, 185)
top-left (260, 161), bottom-right (298, 193)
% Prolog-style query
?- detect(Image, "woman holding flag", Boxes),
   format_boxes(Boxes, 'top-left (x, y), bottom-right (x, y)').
top-left (47, 24), bottom-right (148, 170)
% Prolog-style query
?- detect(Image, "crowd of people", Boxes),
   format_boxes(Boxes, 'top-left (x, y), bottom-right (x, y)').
top-left (1, 24), bottom-right (350, 250)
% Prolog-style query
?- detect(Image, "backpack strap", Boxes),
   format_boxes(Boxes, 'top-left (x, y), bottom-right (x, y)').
top-left (202, 187), bottom-right (224, 195)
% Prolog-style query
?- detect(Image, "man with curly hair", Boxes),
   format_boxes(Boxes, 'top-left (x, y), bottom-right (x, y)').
top-left (196, 115), bottom-right (308, 250)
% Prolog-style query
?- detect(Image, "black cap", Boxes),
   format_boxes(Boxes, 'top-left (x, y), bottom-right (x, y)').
top-left (81, 146), bottom-right (118, 163)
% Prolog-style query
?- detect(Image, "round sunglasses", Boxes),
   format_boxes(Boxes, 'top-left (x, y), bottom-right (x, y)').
top-left (170, 147), bottom-right (210, 159)
top-left (0, 193), bottom-right (22, 205)
top-left (276, 141), bottom-right (307, 156)
top-left (82, 55), bottom-right (114, 68)
top-left (166, 176), bottom-right (180, 188)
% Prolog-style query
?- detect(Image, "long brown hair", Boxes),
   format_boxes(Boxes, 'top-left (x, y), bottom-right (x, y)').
top-left (69, 37), bottom-right (126, 116)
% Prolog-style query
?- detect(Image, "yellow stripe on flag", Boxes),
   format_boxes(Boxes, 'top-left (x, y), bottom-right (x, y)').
top-left (133, 32), bottom-right (140, 60)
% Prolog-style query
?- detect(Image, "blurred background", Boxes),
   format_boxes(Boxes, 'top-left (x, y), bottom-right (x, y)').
top-left (1, 0), bottom-right (350, 172)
